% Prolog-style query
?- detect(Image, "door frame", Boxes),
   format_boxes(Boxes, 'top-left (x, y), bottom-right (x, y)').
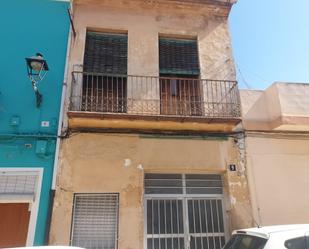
top-left (0, 168), bottom-right (43, 246)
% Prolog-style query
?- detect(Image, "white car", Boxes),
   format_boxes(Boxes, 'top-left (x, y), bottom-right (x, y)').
top-left (223, 224), bottom-right (309, 249)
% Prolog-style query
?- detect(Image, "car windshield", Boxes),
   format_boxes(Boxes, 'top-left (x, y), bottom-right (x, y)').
top-left (223, 234), bottom-right (267, 249)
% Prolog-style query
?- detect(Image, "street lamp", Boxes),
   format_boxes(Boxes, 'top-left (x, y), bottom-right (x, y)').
top-left (25, 53), bottom-right (49, 108)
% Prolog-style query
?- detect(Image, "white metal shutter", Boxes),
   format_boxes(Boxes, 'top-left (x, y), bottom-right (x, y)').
top-left (71, 193), bottom-right (119, 249)
top-left (0, 171), bottom-right (39, 201)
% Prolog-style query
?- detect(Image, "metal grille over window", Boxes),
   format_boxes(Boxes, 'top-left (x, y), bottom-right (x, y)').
top-left (0, 171), bottom-right (38, 198)
top-left (71, 194), bottom-right (119, 249)
top-left (145, 174), bottom-right (226, 249)
top-left (159, 38), bottom-right (200, 76)
top-left (145, 174), bottom-right (223, 195)
top-left (185, 174), bottom-right (223, 195)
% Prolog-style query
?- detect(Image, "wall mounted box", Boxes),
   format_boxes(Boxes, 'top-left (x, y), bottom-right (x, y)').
top-left (35, 140), bottom-right (48, 155)
top-left (10, 116), bottom-right (20, 127)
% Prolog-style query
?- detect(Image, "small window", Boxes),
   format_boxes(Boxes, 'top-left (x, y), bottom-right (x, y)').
top-left (285, 236), bottom-right (309, 249)
top-left (71, 193), bottom-right (119, 249)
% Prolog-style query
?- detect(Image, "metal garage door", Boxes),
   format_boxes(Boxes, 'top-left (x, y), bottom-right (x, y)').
top-left (145, 174), bottom-right (226, 249)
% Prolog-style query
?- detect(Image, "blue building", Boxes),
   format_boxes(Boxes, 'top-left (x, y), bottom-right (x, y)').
top-left (0, 0), bottom-right (70, 246)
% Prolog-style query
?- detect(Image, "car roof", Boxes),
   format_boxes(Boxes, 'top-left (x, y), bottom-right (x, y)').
top-left (233, 224), bottom-right (309, 239)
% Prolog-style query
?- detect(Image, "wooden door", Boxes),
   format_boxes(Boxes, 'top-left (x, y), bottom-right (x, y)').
top-left (160, 78), bottom-right (202, 116)
top-left (0, 203), bottom-right (31, 247)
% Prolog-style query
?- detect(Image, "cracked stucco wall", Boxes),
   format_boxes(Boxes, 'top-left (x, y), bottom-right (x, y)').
top-left (49, 133), bottom-right (252, 247)
top-left (62, 1), bottom-right (236, 128)
top-left (223, 134), bottom-right (254, 230)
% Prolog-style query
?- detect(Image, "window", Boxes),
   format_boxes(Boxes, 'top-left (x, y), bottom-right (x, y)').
top-left (0, 171), bottom-right (38, 197)
top-left (84, 32), bottom-right (127, 74)
top-left (159, 37), bottom-right (202, 116)
top-left (71, 193), bottom-right (119, 249)
top-left (82, 32), bottom-right (128, 113)
top-left (145, 174), bottom-right (225, 249)
top-left (159, 38), bottom-right (200, 76)
top-left (223, 234), bottom-right (267, 249)
top-left (285, 237), bottom-right (309, 249)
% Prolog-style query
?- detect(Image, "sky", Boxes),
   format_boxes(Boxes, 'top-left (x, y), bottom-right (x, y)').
top-left (229, 0), bottom-right (309, 90)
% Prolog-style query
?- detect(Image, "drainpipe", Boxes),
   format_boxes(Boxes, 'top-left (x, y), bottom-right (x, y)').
top-left (45, 4), bottom-right (73, 244)
top-left (51, 11), bottom-right (72, 190)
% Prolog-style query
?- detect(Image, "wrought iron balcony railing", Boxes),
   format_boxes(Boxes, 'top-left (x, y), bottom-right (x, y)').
top-left (69, 71), bottom-right (241, 120)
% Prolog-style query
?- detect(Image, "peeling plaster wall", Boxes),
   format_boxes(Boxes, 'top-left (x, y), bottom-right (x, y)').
top-left (49, 133), bottom-right (253, 246)
top-left (69, 1), bottom-right (236, 79)
top-left (63, 1), bottom-right (236, 127)
top-left (224, 134), bottom-right (254, 230)
top-left (51, 1), bottom-right (249, 246)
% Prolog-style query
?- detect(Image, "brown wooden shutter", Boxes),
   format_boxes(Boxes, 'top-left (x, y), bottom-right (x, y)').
top-left (159, 37), bottom-right (200, 76)
top-left (83, 32), bottom-right (128, 74)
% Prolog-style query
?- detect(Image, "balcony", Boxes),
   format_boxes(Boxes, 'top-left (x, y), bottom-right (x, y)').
top-left (68, 71), bottom-right (241, 132)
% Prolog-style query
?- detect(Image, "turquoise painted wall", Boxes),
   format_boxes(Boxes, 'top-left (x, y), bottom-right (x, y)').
top-left (0, 0), bottom-right (70, 245)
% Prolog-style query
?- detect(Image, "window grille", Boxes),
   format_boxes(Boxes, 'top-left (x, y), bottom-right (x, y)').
top-left (159, 37), bottom-right (200, 76)
top-left (144, 174), bottom-right (223, 195)
top-left (145, 174), bottom-right (226, 249)
top-left (0, 171), bottom-right (38, 197)
top-left (71, 193), bottom-right (119, 249)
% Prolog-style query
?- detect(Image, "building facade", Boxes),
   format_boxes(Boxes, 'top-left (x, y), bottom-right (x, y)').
top-left (0, 0), bottom-right (70, 246)
top-left (50, 1), bottom-right (253, 249)
top-left (241, 82), bottom-right (309, 226)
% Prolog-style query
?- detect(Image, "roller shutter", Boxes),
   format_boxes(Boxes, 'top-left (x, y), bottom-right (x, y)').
top-left (83, 32), bottom-right (128, 74)
top-left (159, 37), bottom-right (200, 76)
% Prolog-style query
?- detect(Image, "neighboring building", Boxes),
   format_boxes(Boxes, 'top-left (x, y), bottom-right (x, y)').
top-left (50, 1), bottom-right (253, 249)
top-left (0, 0), bottom-right (70, 246)
top-left (241, 82), bottom-right (309, 226)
